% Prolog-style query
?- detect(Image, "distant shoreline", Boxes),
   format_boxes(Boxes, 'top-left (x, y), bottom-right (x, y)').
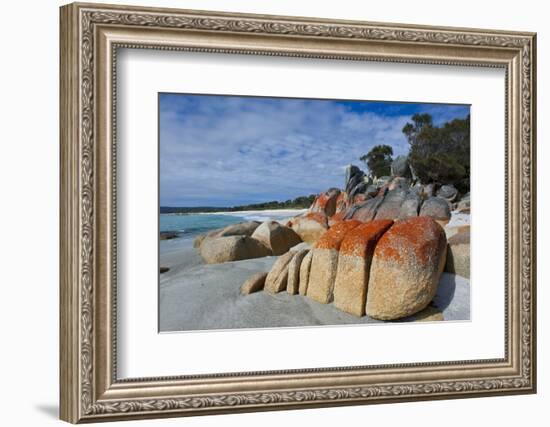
top-left (160, 208), bottom-right (308, 216)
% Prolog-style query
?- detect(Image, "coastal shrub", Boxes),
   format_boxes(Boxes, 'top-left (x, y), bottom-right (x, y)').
top-left (402, 113), bottom-right (470, 193)
top-left (360, 144), bottom-right (393, 178)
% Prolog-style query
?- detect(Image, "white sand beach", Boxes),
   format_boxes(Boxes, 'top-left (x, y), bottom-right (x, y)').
top-left (159, 238), bottom-right (470, 332)
top-left (199, 208), bottom-right (308, 223)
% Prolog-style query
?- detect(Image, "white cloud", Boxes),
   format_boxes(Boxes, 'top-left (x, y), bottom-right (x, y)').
top-left (159, 95), bottom-right (468, 206)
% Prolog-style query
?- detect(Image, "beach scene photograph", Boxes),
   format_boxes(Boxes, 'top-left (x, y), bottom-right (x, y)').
top-left (159, 93), bottom-right (471, 332)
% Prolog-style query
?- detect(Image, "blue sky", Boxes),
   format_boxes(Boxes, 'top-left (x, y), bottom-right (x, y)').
top-left (159, 93), bottom-right (469, 207)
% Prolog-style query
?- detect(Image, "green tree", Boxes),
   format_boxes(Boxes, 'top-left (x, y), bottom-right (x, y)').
top-left (402, 113), bottom-right (470, 192)
top-left (360, 145), bottom-right (394, 178)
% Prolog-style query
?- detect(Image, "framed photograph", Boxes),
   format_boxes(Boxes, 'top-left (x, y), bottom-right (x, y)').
top-left (60, 2), bottom-right (537, 423)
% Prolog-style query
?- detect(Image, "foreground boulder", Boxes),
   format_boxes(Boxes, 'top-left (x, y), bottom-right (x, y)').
top-left (366, 216), bottom-right (447, 320)
top-left (445, 228), bottom-right (470, 278)
top-left (307, 220), bottom-right (361, 304)
top-left (286, 249), bottom-right (310, 294)
top-left (419, 196), bottom-right (451, 222)
top-left (200, 235), bottom-right (271, 264)
top-left (298, 250), bottom-right (314, 296)
top-left (251, 221), bottom-right (302, 255)
top-left (333, 220), bottom-right (394, 316)
top-left (264, 251), bottom-right (296, 293)
top-left (240, 272), bottom-right (268, 295)
top-left (287, 212), bottom-right (328, 244)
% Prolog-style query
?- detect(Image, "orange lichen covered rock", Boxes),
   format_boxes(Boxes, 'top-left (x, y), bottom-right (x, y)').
top-left (287, 212), bottom-right (328, 244)
top-left (333, 220), bottom-right (394, 316)
top-left (328, 211), bottom-right (346, 227)
top-left (310, 188), bottom-right (341, 217)
top-left (306, 220), bottom-right (361, 304)
top-left (366, 216), bottom-right (447, 320)
top-left (335, 192), bottom-right (347, 213)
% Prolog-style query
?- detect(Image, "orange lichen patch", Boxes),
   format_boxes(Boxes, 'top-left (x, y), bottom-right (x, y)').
top-left (314, 220), bottom-right (361, 250)
top-left (314, 193), bottom-right (329, 209)
top-left (373, 216), bottom-right (446, 265)
top-left (339, 220), bottom-right (394, 257)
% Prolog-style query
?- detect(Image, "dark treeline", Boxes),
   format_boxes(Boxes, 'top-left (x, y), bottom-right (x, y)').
top-left (160, 194), bottom-right (317, 214)
top-left (360, 113), bottom-right (470, 193)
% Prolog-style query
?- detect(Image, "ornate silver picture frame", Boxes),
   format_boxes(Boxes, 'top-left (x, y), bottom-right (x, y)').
top-left (60, 2), bottom-right (536, 423)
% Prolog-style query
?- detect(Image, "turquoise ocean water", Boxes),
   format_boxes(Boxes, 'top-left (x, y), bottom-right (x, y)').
top-left (160, 210), bottom-right (306, 241)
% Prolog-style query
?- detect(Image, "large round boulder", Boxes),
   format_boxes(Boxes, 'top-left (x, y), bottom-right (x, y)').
top-left (366, 216), bottom-right (448, 320)
top-left (199, 235), bottom-right (272, 264)
top-left (251, 220), bottom-right (302, 255)
top-left (287, 212), bottom-right (328, 244)
top-left (333, 220), bottom-right (394, 316)
top-left (307, 220), bottom-right (362, 304)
